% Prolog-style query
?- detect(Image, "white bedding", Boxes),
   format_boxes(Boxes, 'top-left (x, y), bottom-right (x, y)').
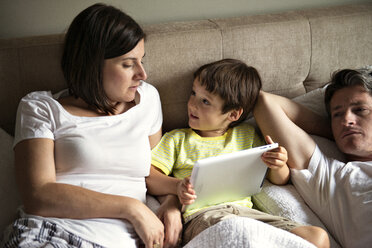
top-left (184, 217), bottom-right (315, 248)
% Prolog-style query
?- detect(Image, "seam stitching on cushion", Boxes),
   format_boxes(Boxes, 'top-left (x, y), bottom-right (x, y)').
top-left (207, 19), bottom-right (224, 60)
top-left (306, 15), bottom-right (313, 93)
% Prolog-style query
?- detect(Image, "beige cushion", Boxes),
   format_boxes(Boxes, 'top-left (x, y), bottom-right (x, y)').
top-left (302, 4), bottom-right (372, 91)
top-left (0, 128), bottom-right (20, 235)
top-left (212, 11), bottom-right (310, 98)
top-left (144, 20), bottom-right (222, 132)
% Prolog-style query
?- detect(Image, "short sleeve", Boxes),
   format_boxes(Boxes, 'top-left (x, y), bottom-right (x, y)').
top-left (151, 132), bottom-right (177, 175)
top-left (13, 92), bottom-right (54, 147)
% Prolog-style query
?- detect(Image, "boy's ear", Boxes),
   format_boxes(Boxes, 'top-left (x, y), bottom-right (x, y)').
top-left (228, 108), bottom-right (243, 122)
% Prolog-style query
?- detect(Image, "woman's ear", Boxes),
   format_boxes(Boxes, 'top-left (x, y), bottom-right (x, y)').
top-left (228, 108), bottom-right (243, 122)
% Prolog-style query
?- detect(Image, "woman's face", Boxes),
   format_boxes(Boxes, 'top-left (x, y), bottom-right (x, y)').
top-left (102, 39), bottom-right (147, 105)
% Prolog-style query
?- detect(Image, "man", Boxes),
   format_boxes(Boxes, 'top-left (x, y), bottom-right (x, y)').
top-left (253, 69), bottom-right (372, 248)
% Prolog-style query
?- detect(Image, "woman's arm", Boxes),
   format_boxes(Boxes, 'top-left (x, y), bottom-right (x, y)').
top-left (148, 128), bottom-right (183, 247)
top-left (15, 138), bottom-right (164, 247)
top-left (149, 129), bottom-right (162, 149)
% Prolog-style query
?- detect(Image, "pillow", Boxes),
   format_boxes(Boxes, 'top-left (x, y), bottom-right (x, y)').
top-left (253, 180), bottom-right (324, 226)
top-left (252, 181), bottom-right (341, 248)
top-left (292, 85), bottom-right (327, 117)
top-left (0, 128), bottom-right (21, 236)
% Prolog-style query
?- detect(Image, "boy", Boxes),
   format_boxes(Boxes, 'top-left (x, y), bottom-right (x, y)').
top-left (146, 59), bottom-right (329, 248)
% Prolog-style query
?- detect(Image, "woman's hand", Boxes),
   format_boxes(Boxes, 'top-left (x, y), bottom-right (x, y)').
top-left (129, 200), bottom-right (165, 248)
top-left (176, 177), bottom-right (196, 205)
top-left (156, 195), bottom-right (183, 248)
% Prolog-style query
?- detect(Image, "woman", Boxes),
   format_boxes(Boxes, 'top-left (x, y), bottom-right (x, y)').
top-left (2, 3), bottom-right (181, 248)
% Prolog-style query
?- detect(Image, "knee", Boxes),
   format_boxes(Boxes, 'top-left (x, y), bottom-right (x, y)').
top-left (290, 225), bottom-right (330, 248)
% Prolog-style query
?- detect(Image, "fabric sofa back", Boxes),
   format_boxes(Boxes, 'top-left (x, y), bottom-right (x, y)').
top-left (0, 4), bottom-right (371, 134)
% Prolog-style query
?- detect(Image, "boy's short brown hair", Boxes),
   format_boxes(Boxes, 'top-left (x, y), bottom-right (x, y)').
top-left (193, 59), bottom-right (262, 127)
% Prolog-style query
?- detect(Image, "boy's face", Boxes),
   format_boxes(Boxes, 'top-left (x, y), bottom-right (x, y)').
top-left (187, 79), bottom-right (234, 137)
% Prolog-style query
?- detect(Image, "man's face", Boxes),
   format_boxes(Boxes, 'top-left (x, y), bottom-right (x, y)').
top-left (330, 85), bottom-right (372, 161)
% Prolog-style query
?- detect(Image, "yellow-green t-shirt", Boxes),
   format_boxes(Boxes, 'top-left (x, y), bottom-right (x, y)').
top-left (151, 122), bottom-right (265, 219)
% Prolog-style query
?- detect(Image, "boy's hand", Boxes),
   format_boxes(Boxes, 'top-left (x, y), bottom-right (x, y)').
top-left (176, 177), bottom-right (196, 205)
top-left (261, 135), bottom-right (288, 170)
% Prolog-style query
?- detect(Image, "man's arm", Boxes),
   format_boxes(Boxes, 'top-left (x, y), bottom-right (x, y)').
top-left (253, 91), bottom-right (331, 170)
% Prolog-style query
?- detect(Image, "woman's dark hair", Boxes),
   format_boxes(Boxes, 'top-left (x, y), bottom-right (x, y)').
top-left (193, 59), bottom-right (262, 127)
top-left (325, 68), bottom-right (372, 116)
top-left (61, 3), bottom-right (146, 114)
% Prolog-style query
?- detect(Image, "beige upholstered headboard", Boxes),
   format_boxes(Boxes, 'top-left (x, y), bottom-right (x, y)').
top-left (1, 4), bottom-right (371, 135)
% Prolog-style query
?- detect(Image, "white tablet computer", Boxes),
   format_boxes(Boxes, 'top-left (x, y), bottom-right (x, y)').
top-left (183, 143), bottom-right (278, 211)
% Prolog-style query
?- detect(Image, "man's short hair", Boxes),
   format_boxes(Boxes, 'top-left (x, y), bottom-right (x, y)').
top-left (325, 68), bottom-right (372, 116)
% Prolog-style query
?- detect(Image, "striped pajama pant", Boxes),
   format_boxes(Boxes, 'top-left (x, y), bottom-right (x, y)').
top-left (2, 218), bottom-right (105, 248)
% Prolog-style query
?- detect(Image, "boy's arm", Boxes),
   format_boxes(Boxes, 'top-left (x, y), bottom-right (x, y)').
top-left (146, 166), bottom-right (181, 196)
top-left (253, 91), bottom-right (330, 170)
top-left (266, 165), bottom-right (290, 185)
top-left (146, 167), bottom-right (196, 205)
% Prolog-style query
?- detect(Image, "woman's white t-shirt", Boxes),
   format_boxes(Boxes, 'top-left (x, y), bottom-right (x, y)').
top-left (13, 81), bottom-right (162, 247)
